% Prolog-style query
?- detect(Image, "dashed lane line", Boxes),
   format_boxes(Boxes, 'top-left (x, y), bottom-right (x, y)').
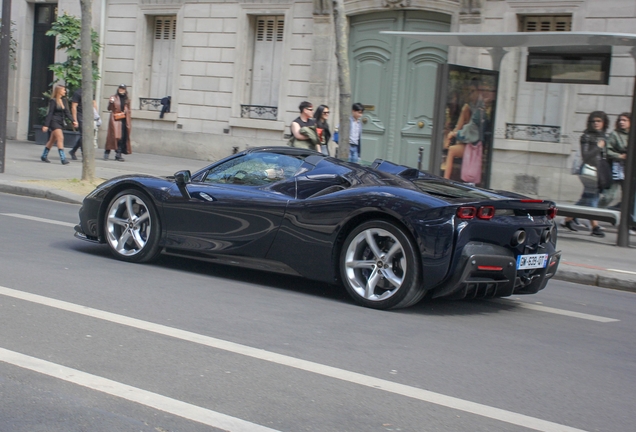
top-left (0, 285), bottom-right (588, 432)
top-left (0, 213), bottom-right (76, 228)
top-left (0, 347), bottom-right (279, 432)
top-left (496, 299), bottom-right (619, 323)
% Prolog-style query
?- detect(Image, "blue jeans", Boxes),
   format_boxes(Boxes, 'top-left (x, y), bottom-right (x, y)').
top-left (349, 144), bottom-right (360, 163)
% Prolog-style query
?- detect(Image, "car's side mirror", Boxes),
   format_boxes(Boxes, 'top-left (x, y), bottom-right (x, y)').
top-left (174, 170), bottom-right (192, 199)
top-left (174, 170), bottom-right (191, 186)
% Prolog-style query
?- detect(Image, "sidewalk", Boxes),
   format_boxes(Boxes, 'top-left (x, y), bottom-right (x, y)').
top-left (1, 139), bottom-right (635, 294)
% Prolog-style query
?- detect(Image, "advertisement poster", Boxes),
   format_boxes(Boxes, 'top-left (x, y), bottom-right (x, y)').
top-left (439, 65), bottom-right (498, 188)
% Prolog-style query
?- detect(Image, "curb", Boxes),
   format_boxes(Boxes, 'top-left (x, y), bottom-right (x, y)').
top-left (0, 183), bottom-right (83, 205)
top-left (553, 270), bottom-right (636, 294)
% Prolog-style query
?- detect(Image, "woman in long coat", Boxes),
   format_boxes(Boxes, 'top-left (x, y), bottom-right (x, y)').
top-left (104, 84), bottom-right (132, 161)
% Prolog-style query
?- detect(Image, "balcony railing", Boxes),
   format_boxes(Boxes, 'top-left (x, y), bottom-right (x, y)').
top-left (505, 123), bottom-right (561, 143)
top-left (241, 104), bottom-right (278, 121)
top-left (139, 98), bottom-right (163, 111)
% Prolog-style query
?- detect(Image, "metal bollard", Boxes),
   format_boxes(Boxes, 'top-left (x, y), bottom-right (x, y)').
top-left (417, 147), bottom-right (424, 171)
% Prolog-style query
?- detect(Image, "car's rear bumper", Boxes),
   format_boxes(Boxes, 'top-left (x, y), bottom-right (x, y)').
top-left (432, 243), bottom-right (561, 299)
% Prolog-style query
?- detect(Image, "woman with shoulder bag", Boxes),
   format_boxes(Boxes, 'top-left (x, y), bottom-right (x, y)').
top-left (562, 111), bottom-right (611, 237)
top-left (40, 84), bottom-right (77, 164)
top-left (104, 84), bottom-right (132, 161)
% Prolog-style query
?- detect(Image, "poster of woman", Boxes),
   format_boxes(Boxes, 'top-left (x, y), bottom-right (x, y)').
top-left (440, 65), bottom-right (498, 187)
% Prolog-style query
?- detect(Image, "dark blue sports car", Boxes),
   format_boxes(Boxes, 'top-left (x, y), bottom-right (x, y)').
top-left (75, 146), bottom-right (561, 309)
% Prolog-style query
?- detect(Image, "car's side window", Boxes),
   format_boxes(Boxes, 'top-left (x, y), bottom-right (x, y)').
top-left (203, 153), bottom-right (304, 186)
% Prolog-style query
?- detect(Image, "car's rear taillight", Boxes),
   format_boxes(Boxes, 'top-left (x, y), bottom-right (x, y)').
top-left (457, 206), bottom-right (476, 219)
top-left (477, 206), bottom-right (495, 220)
top-left (547, 206), bottom-right (558, 220)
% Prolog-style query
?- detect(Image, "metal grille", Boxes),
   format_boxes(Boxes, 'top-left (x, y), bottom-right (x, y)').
top-left (505, 123), bottom-right (561, 143)
top-left (139, 98), bottom-right (163, 111)
top-left (241, 105), bottom-right (278, 121)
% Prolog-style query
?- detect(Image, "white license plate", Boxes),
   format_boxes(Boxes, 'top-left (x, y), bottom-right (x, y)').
top-left (516, 253), bottom-right (549, 270)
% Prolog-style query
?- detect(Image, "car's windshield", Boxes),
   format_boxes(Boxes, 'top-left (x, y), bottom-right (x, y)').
top-left (203, 152), bottom-right (304, 186)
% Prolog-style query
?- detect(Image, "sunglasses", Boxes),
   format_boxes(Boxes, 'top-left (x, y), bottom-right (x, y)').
top-left (323, 111), bottom-right (330, 114)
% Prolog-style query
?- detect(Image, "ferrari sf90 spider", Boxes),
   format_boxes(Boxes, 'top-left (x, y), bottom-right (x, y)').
top-left (75, 146), bottom-right (561, 309)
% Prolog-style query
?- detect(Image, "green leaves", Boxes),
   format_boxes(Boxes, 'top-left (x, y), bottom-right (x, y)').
top-left (45, 12), bottom-right (101, 95)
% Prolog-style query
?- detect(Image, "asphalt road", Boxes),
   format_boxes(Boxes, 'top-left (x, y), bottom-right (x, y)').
top-left (1, 192), bottom-right (635, 432)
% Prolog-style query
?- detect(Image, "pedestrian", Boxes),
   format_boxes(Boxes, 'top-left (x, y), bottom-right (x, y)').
top-left (313, 104), bottom-right (332, 155)
top-left (604, 112), bottom-right (630, 209)
top-left (289, 101), bottom-right (316, 150)
top-left (349, 103), bottom-right (364, 162)
top-left (69, 89), bottom-right (98, 160)
top-left (40, 84), bottom-right (77, 164)
top-left (562, 111), bottom-right (611, 237)
top-left (104, 84), bottom-right (132, 161)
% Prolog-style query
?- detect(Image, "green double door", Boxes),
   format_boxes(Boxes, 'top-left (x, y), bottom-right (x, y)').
top-left (349, 11), bottom-right (450, 168)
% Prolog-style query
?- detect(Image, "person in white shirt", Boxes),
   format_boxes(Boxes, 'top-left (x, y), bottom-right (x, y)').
top-left (349, 103), bottom-right (364, 162)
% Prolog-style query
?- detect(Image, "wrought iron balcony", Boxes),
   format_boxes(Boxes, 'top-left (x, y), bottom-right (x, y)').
top-left (241, 105), bottom-right (278, 121)
top-left (139, 98), bottom-right (163, 111)
top-left (505, 123), bottom-right (561, 143)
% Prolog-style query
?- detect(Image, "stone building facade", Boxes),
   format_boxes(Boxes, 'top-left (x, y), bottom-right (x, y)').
top-left (6, 0), bottom-right (636, 201)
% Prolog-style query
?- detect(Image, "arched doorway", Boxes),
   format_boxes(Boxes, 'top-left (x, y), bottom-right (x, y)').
top-left (349, 10), bottom-right (450, 167)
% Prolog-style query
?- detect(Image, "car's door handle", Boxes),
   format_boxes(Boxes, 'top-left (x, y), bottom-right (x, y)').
top-left (198, 192), bottom-right (216, 202)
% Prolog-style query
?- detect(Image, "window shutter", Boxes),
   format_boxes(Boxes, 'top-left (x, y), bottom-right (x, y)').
top-left (520, 15), bottom-right (572, 32)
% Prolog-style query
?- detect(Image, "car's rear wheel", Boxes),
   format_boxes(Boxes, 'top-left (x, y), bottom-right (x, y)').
top-left (104, 189), bottom-right (161, 263)
top-left (340, 220), bottom-right (423, 309)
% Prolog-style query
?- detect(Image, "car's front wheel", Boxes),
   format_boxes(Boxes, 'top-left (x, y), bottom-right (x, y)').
top-left (340, 220), bottom-right (423, 309)
top-left (104, 189), bottom-right (162, 263)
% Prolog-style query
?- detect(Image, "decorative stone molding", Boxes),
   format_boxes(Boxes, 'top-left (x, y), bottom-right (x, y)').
top-left (459, 0), bottom-right (482, 24)
top-left (314, 0), bottom-right (331, 15)
top-left (140, 0), bottom-right (185, 5)
top-left (383, 0), bottom-right (412, 9)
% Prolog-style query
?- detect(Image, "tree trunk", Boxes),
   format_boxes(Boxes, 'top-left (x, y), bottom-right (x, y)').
top-left (332, 0), bottom-right (351, 161)
top-left (80, 0), bottom-right (95, 181)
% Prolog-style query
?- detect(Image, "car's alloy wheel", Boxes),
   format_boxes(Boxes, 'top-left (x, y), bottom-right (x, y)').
top-left (104, 189), bottom-right (161, 263)
top-left (340, 220), bottom-right (423, 309)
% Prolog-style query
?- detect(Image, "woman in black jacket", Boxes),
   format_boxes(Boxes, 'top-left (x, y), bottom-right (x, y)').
top-left (313, 104), bottom-right (332, 155)
top-left (562, 111), bottom-right (610, 237)
top-left (40, 84), bottom-right (77, 164)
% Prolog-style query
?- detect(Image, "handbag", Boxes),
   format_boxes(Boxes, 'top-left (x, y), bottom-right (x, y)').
top-left (612, 161), bottom-right (625, 181)
top-left (460, 141), bottom-right (483, 184)
top-left (113, 112), bottom-right (126, 121)
top-left (596, 158), bottom-right (613, 190)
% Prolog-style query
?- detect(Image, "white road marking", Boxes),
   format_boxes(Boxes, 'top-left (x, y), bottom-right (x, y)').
top-left (498, 299), bottom-right (619, 323)
top-left (0, 213), bottom-right (76, 228)
top-left (607, 268), bottom-right (636, 276)
top-left (0, 286), bottom-right (588, 432)
top-left (0, 347), bottom-right (278, 432)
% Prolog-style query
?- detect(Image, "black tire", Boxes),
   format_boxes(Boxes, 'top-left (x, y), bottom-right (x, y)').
top-left (340, 220), bottom-right (423, 310)
top-left (103, 189), bottom-right (162, 263)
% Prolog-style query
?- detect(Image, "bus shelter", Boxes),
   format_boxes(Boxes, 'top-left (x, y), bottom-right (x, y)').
top-left (382, 31), bottom-right (636, 247)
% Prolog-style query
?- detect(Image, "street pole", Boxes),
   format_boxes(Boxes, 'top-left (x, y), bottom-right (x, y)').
top-left (0, 0), bottom-right (13, 174)
top-left (616, 54), bottom-right (636, 246)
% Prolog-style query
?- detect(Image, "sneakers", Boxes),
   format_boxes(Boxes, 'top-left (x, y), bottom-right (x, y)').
top-left (591, 226), bottom-right (605, 237)
top-left (115, 155), bottom-right (125, 162)
top-left (103, 153), bottom-right (109, 160)
top-left (562, 219), bottom-right (578, 232)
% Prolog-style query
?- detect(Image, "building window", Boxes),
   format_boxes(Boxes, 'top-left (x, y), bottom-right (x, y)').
top-left (519, 15), bottom-right (572, 32)
top-left (244, 16), bottom-right (284, 120)
top-left (149, 16), bottom-right (177, 98)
